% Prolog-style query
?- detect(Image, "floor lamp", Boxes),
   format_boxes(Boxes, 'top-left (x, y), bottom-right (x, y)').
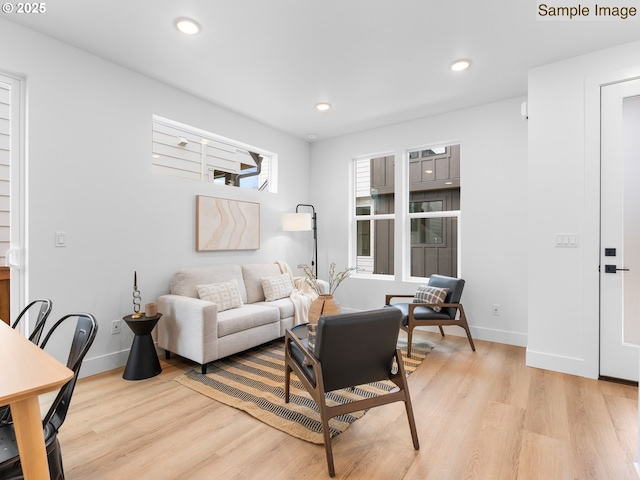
top-left (282, 204), bottom-right (317, 278)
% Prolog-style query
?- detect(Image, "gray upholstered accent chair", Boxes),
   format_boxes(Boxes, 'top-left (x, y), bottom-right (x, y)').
top-left (284, 308), bottom-right (419, 477)
top-left (385, 274), bottom-right (475, 357)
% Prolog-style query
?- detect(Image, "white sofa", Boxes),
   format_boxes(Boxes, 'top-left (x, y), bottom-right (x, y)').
top-left (158, 262), bottom-right (320, 373)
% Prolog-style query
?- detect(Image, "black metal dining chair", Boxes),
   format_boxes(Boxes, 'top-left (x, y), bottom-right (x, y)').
top-left (10, 298), bottom-right (53, 345)
top-left (0, 313), bottom-right (98, 480)
top-left (0, 299), bottom-right (54, 425)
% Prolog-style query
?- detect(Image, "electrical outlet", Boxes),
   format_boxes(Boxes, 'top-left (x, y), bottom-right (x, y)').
top-left (111, 319), bottom-right (121, 334)
top-left (492, 304), bottom-right (501, 316)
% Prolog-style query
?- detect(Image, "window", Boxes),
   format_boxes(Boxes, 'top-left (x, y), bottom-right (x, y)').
top-left (151, 115), bottom-right (276, 192)
top-left (408, 145), bottom-right (460, 278)
top-left (352, 144), bottom-right (460, 279)
top-left (354, 155), bottom-right (395, 275)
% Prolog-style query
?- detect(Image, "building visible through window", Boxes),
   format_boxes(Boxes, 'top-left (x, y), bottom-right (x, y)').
top-left (408, 145), bottom-right (460, 278)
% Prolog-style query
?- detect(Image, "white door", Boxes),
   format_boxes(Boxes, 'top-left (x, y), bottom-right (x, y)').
top-left (600, 78), bottom-right (640, 382)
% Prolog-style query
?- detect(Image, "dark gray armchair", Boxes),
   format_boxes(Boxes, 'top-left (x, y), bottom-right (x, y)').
top-left (385, 274), bottom-right (475, 357)
top-left (284, 308), bottom-right (419, 477)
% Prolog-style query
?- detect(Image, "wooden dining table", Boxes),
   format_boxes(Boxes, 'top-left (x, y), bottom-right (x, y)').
top-left (0, 320), bottom-right (73, 480)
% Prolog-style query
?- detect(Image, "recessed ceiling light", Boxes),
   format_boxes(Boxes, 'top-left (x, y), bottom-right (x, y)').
top-left (450, 59), bottom-right (471, 72)
top-left (316, 102), bottom-right (331, 112)
top-left (176, 18), bottom-right (200, 35)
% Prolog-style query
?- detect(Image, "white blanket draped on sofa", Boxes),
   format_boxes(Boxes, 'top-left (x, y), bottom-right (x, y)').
top-left (277, 261), bottom-right (319, 325)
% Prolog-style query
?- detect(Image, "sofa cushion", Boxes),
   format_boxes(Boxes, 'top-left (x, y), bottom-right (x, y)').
top-left (261, 274), bottom-right (294, 302)
top-left (171, 264), bottom-right (247, 302)
top-left (217, 304), bottom-right (280, 337)
top-left (253, 297), bottom-right (295, 320)
top-left (197, 279), bottom-right (244, 312)
top-left (242, 263), bottom-right (283, 303)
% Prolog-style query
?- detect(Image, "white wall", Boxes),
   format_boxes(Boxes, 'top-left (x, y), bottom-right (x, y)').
top-left (0, 19), bottom-right (313, 375)
top-left (309, 97), bottom-right (529, 347)
top-left (527, 40), bottom-right (640, 378)
top-left (6, 15), bottom-right (637, 380)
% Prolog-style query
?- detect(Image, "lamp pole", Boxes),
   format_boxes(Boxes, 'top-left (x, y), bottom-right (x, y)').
top-left (296, 204), bottom-right (317, 278)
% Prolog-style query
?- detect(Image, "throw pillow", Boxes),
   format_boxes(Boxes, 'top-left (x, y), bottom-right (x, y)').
top-left (196, 279), bottom-right (244, 312)
top-left (413, 285), bottom-right (449, 312)
top-left (261, 274), bottom-right (294, 302)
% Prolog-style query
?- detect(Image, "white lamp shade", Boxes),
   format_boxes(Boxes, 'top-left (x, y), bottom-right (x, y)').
top-left (282, 212), bottom-right (312, 231)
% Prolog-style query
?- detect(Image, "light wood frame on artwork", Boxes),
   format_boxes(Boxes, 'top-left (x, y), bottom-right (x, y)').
top-left (196, 195), bottom-right (260, 251)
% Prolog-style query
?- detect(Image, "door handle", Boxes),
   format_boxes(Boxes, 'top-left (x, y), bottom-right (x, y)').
top-left (604, 264), bottom-right (630, 273)
top-left (5, 247), bottom-right (22, 269)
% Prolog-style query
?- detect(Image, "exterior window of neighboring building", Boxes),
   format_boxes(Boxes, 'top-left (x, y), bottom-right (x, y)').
top-left (352, 144), bottom-right (460, 279)
top-left (151, 115), bottom-right (277, 193)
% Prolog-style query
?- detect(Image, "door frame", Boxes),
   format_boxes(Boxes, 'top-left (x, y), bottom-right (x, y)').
top-left (599, 81), bottom-right (640, 381)
top-left (0, 71), bottom-right (27, 327)
top-left (585, 67), bottom-right (640, 379)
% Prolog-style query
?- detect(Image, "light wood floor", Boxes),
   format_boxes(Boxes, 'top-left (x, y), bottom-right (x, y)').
top-left (52, 331), bottom-right (638, 480)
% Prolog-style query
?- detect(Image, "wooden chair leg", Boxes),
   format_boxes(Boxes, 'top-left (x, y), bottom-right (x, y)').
top-left (406, 326), bottom-right (414, 358)
top-left (438, 326), bottom-right (445, 337)
top-left (284, 363), bottom-right (291, 403)
top-left (461, 323), bottom-right (476, 351)
top-left (458, 307), bottom-right (476, 351)
top-left (319, 401), bottom-right (336, 477)
top-left (395, 352), bottom-right (420, 450)
top-left (405, 397), bottom-right (420, 450)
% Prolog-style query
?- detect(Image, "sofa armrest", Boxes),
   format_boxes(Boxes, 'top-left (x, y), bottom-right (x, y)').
top-left (157, 294), bottom-right (220, 365)
top-left (293, 276), bottom-right (330, 295)
top-left (316, 279), bottom-right (330, 295)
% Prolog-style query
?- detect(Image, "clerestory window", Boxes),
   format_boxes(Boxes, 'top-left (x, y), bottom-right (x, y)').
top-left (151, 115), bottom-right (277, 192)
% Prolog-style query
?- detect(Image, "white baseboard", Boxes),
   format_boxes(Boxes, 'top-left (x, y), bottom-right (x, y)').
top-left (470, 325), bottom-right (528, 347)
top-left (525, 348), bottom-right (592, 378)
top-left (340, 307), bottom-right (528, 348)
top-left (79, 349), bottom-right (130, 378)
top-left (411, 324), bottom-right (527, 347)
top-left (78, 343), bottom-right (162, 379)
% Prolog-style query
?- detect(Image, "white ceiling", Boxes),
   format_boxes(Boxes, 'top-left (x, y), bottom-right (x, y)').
top-left (5, 1), bottom-right (640, 141)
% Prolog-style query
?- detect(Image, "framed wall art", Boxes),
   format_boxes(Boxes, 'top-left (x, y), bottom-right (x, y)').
top-left (196, 196), bottom-right (260, 251)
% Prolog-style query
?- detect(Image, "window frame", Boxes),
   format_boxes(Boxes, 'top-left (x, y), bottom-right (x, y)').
top-left (352, 154), bottom-right (395, 279)
top-left (151, 115), bottom-right (278, 193)
top-left (405, 143), bottom-right (461, 281)
top-left (350, 143), bottom-right (461, 282)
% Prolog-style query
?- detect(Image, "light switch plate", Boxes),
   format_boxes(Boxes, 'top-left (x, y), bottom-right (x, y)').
top-left (555, 233), bottom-right (578, 248)
top-left (55, 231), bottom-right (67, 247)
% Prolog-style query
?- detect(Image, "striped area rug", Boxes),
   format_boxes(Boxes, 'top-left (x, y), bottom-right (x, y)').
top-left (174, 339), bottom-right (432, 444)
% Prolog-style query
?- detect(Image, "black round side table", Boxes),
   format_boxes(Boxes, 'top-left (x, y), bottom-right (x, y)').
top-left (122, 314), bottom-right (162, 381)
